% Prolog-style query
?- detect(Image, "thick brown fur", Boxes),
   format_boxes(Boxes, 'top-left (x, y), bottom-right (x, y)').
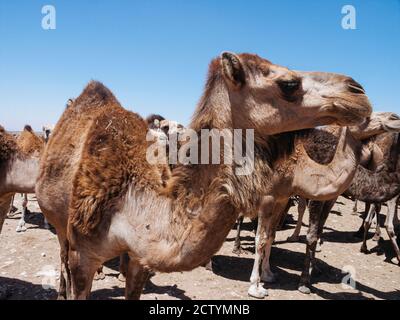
top-left (69, 102), bottom-right (166, 235)
top-left (0, 126), bottom-right (18, 162)
top-left (17, 125), bottom-right (44, 157)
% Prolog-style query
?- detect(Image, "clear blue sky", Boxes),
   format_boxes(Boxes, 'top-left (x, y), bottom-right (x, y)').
top-left (0, 0), bottom-right (399, 131)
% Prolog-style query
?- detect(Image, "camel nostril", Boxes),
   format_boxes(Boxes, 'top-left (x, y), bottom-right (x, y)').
top-left (347, 79), bottom-right (365, 94)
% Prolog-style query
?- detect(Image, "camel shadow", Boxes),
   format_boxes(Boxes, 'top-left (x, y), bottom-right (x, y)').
top-left (0, 276), bottom-right (57, 300)
top-left (90, 279), bottom-right (191, 300)
top-left (6, 211), bottom-right (56, 234)
top-left (213, 246), bottom-right (399, 300)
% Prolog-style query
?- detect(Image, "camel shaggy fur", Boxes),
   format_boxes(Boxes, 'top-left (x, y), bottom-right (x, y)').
top-left (35, 52), bottom-right (371, 299)
top-left (0, 125), bottom-right (44, 233)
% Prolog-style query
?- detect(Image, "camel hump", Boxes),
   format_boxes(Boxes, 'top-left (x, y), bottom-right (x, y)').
top-left (72, 81), bottom-right (119, 111)
top-left (23, 125), bottom-right (33, 133)
top-left (68, 108), bottom-right (166, 235)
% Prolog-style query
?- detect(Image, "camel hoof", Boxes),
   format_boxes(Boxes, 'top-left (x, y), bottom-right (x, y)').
top-left (287, 235), bottom-right (300, 243)
top-left (94, 271), bottom-right (106, 281)
top-left (118, 273), bottom-right (126, 282)
top-left (232, 247), bottom-right (242, 255)
top-left (248, 285), bottom-right (268, 299)
top-left (44, 223), bottom-right (51, 230)
top-left (360, 246), bottom-right (369, 254)
top-left (16, 225), bottom-right (27, 233)
top-left (390, 257), bottom-right (400, 265)
top-left (261, 272), bottom-right (277, 283)
top-left (298, 285), bottom-right (311, 294)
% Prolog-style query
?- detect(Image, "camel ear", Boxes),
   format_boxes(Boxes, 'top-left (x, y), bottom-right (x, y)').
top-left (221, 52), bottom-right (246, 88)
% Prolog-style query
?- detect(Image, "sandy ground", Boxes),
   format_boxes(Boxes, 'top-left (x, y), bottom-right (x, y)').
top-left (0, 194), bottom-right (399, 300)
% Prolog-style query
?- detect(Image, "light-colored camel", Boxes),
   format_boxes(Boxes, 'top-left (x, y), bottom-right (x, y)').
top-left (13, 126), bottom-right (45, 232)
top-left (247, 112), bottom-right (400, 298)
top-left (35, 52), bottom-right (371, 299)
top-left (0, 125), bottom-right (43, 233)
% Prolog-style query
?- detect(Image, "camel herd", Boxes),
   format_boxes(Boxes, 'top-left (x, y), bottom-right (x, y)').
top-left (0, 52), bottom-right (399, 300)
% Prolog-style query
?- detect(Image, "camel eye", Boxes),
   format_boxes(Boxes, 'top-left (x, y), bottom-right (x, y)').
top-left (278, 80), bottom-right (300, 96)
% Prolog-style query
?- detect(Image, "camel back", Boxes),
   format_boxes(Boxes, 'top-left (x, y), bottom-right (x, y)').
top-left (16, 127), bottom-right (44, 156)
top-left (57, 82), bottom-right (166, 235)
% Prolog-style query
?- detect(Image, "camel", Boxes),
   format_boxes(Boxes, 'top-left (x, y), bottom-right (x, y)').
top-left (246, 112), bottom-right (400, 298)
top-left (0, 125), bottom-right (43, 233)
top-left (13, 126), bottom-right (46, 232)
top-left (344, 132), bottom-right (400, 263)
top-left (35, 52), bottom-right (371, 300)
top-left (293, 130), bottom-right (400, 294)
top-left (289, 130), bottom-right (393, 242)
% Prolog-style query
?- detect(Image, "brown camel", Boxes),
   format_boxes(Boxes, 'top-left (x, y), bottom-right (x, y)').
top-left (247, 112), bottom-right (400, 298)
top-left (35, 52), bottom-right (371, 300)
top-left (0, 125), bottom-right (44, 233)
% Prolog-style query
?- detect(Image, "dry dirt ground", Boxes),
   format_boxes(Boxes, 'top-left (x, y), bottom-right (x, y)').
top-left (0, 194), bottom-right (399, 300)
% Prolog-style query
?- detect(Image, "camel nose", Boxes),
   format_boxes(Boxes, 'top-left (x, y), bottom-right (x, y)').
top-left (346, 78), bottom-right (365, 94)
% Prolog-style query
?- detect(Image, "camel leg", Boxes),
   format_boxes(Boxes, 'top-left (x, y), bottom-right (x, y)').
top-left (43, 217), bottom-right (51, 230)
top-left (352, 199), bottom-right (358, 215)
top-left (393, 196), bottom-right (400, 228)
top-left (298, 200), bottom-right (334, 294)
top-left (118, 253), bottom-right (129, 282)
top-left (354, 202), bottom-right (371, 238)
top-left (248, 197), bottom-right (273, 299)
top-left (360, 204), bottom-right (377, 254)
top-left (16, 194), bottom-right (29, 232)
top-left (372, 204), bottom-right (382, 241)
top-left (233, 216), bottom-right (244, 255)
top-left (0, 194), bottom-right (14, 233)
top-left (69, 248), bottom-right (100, 300)
top-left (7, 194), bottom-right (17, 217)
top-left (57, 237), bottom-right (72, 300)
top-left (125, 256), bottom-right (150, 300)
top-left (384, 199), bottom-right (400, 265)
top-left (287, 197), bottom-right (307, 242)
top-left (261, 200), bottom-right (288, 283)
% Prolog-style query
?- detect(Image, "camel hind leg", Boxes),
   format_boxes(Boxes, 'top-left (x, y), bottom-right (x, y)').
top-left (384, 197), bottom-right (400, 265)
top-left (287, 197), bottom-right (307, 242)
top-left (360, 204), bottom-right (377, 254)
top-left (232, 215), bottom-right (244, 255)
top-left (16, 194), bottom-right (29, 232)
top-left (298, 199), bottom-right (335, 294)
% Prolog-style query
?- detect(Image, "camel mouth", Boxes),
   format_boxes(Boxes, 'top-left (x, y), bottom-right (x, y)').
top-left (321, 94), bottom-right (372, 126)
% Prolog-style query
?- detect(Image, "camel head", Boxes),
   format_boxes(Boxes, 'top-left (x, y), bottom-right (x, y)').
top-left (348, 112), bottom-right (400, 140)
top-left (215, 52), bottom-right (372, 136)
top-left (160, 120), bottom-right (185, 136)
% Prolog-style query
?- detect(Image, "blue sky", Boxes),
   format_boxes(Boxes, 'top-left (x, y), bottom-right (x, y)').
top-left (0, 0), bottom-right (399, 131)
